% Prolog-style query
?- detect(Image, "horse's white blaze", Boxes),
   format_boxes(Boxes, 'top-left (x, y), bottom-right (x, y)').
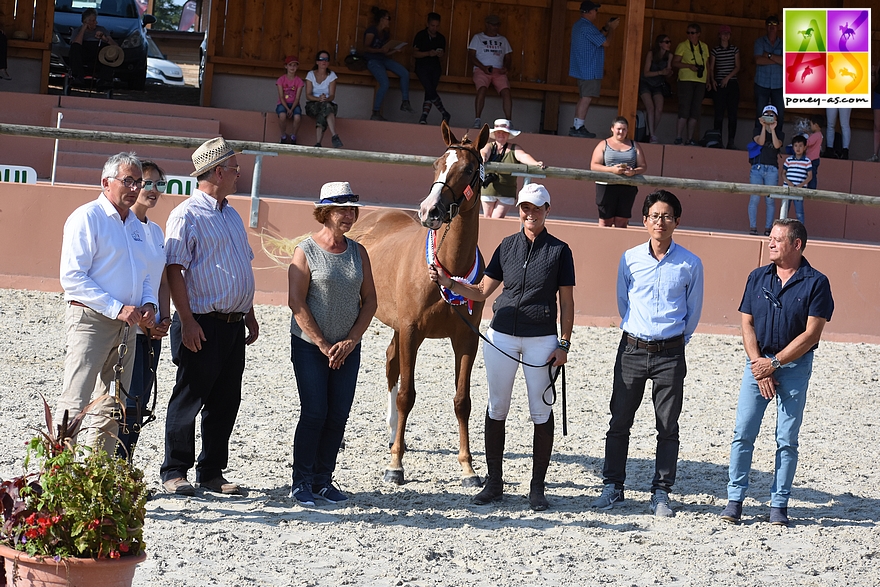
top-left (387, 382), bottom-right (400, 445)
top-left (418, 149), bottom-right (459, 224)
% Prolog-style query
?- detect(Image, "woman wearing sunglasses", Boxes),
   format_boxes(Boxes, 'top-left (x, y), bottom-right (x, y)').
top-left (305, 50), bottom-right (343, 148)
top-left (116, 160), bottom-right (171, 459)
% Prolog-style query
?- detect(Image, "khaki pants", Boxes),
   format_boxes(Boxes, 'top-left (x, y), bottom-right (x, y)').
top-left (56, 304), bottom-right (136, 454)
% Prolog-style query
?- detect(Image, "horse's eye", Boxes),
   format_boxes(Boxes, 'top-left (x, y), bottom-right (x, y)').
top-left (465, 166), bottom-right (474, 175)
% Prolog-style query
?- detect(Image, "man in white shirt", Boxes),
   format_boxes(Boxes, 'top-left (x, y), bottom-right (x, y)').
top-left (467, 14), bottom-right (513, 129)
top-left (57, 152), bottom-right (157, 453)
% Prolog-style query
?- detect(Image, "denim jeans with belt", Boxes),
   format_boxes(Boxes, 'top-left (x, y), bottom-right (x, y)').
top-left (727, 352), bottom-right (813, 507)
top-left (290, 334), bottom-right (360, 489)
top-left (366, 57), bottom-right (410, 111)
top-left (749, 164), bottom-right (779, 230)
top-left (602, 332), bottom-right (688, 493)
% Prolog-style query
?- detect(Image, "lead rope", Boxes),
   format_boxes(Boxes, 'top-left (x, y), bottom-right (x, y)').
top-left (113, 324), bottom-right (129, 457)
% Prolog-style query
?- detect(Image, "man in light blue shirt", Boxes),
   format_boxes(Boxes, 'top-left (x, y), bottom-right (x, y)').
top-left (592, 190), bottom-right (703, 517)
top-left (568, 1), bottom-right (619, 138)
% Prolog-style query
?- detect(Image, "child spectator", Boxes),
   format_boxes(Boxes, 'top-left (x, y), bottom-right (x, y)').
top-left (783, 135), bottom-right (811, 223)
top-left (806, 113), bottom-right (823, 189)
top-left (276, 55), bottom-right (304, 144)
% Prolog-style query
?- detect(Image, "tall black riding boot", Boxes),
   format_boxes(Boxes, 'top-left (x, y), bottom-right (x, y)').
top-left (529, 412), bottom-right (555, 511)
top-left (472, 412), bottom-right (505, 505)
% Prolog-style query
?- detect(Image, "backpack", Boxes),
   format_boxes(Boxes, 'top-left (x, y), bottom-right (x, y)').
top-left (700, 128), bottom-right (723, 148)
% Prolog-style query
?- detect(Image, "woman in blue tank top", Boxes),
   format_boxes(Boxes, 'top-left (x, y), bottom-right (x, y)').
top-left (590, 116), bottom-right (648, 228)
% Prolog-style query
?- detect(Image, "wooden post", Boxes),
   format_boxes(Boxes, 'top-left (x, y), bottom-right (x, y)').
top-left (542, 0), bottom-right (569, 134)
top-left (618, 0), bottom-right (646, 138)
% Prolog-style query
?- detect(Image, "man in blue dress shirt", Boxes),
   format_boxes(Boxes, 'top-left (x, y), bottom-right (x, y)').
top-left (568, 1), bottom-right (619, 138)
top-left (721, 219), bottom-right (833, 527)
top-left (592, 190), bottom-right (704, 517)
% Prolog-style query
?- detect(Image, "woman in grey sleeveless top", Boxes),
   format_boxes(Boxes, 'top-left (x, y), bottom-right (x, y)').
top-left (590, 116), bottom-right (648, 228)
top-left (287, 182), bottom-right (377, 506)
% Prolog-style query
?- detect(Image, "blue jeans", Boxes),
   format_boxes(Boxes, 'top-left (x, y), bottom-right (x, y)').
top-left (366, 57), bottom-right (410, 111)
top-left (290, 335), bottom-right (360, 488)
top-left (116, 333), bottom-right (162, 458)
top-left (727, 352), bottom-right (813, 507)
top-left (754, 84), bottom-right (784, 123)
top-left (602, 333), bottom-right (688, 493)
top-left (749, 164), bottom-right (779, 230)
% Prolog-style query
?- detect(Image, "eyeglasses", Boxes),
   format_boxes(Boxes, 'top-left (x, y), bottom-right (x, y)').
top-left (686, 30), bottom-right (699, 35)
top-left (219, 164), bottom-right (240, 173)
top-left (316, 57), bottom-right (330, 62)
top-left (142, 180), bottom-right (167, 192)
top-left (766, 21), bottom-right (779, 26)
top-left (646, 213), bottom-right (675, 223)
top-left (762, 287), bottom-right (782, 309)
top-left (110, 176), bottom-right (144, 190)
top-left (319, 194), bottom-right (359, 204)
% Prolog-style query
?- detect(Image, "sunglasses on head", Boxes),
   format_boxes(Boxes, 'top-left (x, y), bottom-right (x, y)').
top-left (320, 194), bottom-right (359, 204)
top-left (142, 180), bottom-right (167, 192)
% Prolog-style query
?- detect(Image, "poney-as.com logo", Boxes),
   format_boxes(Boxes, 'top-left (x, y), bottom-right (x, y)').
top-left (783, 8), bottom-right (872, 108)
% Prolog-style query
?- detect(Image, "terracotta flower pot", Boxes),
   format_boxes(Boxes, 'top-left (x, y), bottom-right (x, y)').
top-left (0, 544), bottom-right (145, 587)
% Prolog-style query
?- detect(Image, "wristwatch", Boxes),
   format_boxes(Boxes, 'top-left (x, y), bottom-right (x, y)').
top-left (770, 356), bottom-right (781, 370)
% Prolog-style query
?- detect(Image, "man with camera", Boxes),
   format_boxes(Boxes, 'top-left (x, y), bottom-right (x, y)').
top-left (672, 23), bottom-right (709, 145)
top-left (568, 1), bottom-right (619, 138)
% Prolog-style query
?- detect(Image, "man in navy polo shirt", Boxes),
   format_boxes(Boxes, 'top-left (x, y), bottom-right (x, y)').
top-left (721, 219), bottom-right (834, 527)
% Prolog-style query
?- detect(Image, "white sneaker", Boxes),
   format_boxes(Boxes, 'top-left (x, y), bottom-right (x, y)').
top-left (591, 484), bottom-right (624, 510)
top-left (650, 490), bottom-right (675, 517)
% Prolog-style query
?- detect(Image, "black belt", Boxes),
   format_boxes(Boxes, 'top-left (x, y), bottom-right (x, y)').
top-left (201, 311), bottom-right (245, 323)
top-left (626, 333), bottom-right (685, 353)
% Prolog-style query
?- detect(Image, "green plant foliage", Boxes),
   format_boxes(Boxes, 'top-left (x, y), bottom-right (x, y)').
top-left (151, 0), bottom-right (184, 31)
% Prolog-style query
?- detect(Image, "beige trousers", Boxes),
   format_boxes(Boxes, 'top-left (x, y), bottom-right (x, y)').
top-left (56, 304), bottom-right (136, 454)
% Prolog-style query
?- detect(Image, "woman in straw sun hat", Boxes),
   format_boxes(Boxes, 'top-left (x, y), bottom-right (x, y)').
top-left (287, 181), bottom-right (377, 506)
top-left (479, 119), bottom-right (546, 219)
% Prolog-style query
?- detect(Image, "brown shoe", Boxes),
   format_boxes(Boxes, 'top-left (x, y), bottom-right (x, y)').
top-left (163, 477), bottom-right (195, 496)
top-left (199, 477), bottom-right (241, 495)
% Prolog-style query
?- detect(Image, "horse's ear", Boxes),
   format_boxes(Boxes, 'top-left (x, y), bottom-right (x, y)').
top-left (476, 123), bottom-right (490, 150)
top-left (441, 120), bottom-right (457, 147)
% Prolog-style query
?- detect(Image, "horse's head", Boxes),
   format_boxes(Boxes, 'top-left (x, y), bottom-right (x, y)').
top-left (418, 120), bottom-right (490, 229)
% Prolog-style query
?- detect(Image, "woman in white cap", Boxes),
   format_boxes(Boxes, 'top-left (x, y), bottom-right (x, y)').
top-left (428, 183), bottom-right (574, 511)
top-left (287, 182), bottom-right (377, 506)
top-left (479, 119), bottom-right (546, 218)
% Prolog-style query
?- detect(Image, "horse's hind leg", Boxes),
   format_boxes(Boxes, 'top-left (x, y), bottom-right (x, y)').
top-left (453, 329), bottom-right (481, 488)
top-left (386, 332), bottom-right (401, 448)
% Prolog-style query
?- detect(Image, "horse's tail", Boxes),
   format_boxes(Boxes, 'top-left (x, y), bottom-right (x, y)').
top-left (260, 229), bottom-right (312, 267)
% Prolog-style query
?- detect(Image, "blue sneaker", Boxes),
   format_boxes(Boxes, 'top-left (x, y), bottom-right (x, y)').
top-left (290, 483), bottom-right (315, 506)
top-left (314, 484), bottom-right (349, 504)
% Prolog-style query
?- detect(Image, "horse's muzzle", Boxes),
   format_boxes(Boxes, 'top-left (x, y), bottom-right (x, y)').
top-left (420, 207), bottom-right (445, 229)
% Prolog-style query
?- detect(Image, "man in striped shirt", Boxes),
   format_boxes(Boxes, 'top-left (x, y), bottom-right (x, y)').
top-left (782, 135), bottom-right (811, 223)
top-left (160, 137), bottom-right (259, 496)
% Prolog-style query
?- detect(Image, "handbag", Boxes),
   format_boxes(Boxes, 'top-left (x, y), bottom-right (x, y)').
top-left (344, 53), bottom-right (368, 72)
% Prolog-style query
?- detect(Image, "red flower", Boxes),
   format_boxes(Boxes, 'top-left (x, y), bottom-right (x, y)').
top-left (119, 542), bottom-right (130, 553)
top-left (109, 550), bottom-right (121, 559)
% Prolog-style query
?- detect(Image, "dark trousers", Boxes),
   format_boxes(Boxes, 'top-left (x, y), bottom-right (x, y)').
top-left (0, 30), bottom-right (7, 70)
top-left (160, 313), bottom-right (245, 483)
top-left (116, 333), bottom-right (161, 458)
top-left (754, 84), bottom-right (784, 123)
top-left (713, 79), bottom-right (739, 145)
top-left (290, 335), bottom-right (359, 489)
top-left (602, 333), bottom-right (687, 493)
top-left (415, 62), bottom-right (442, 102)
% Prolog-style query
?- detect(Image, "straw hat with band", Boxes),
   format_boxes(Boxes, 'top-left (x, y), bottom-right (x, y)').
top-left (98, 45), bottom-right (124, 68)
top-left (191, 137), bottom-right (237, 177)
top-left (489, 119), bottom-right (521, 137)
top-left (315, 182), bottom-right (363, 207)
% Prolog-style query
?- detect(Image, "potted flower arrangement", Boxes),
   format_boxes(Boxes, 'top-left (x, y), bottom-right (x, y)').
top-left (0, 395), bottom-right (147, 587)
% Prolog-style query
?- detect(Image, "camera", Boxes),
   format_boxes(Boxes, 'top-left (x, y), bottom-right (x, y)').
top-left (695, 65), bottom-right (705, 77)
top-left (487, 66), bottom-right (493, 74)
top-left (482, 173), bottom-right (499, 188)
top-left (762, 114), bottom-right (776, 124)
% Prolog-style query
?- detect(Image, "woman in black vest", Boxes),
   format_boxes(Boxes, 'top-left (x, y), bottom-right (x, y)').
top-left (428, 184), bottom-right (575, 511)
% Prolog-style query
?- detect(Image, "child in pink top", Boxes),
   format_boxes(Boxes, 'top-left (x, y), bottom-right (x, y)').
top-left (805, 113), bottom-right (823, 189)
top-left (276, 55), bottom-right (304, 144)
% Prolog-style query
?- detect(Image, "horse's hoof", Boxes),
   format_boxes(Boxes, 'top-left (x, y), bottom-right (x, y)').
top-left (461, 475), bottom-right (482, 489)
top-left (383, 469), bottom-right (405, 485)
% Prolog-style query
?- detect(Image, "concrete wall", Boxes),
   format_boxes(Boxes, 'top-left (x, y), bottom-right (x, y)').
top-left (0, 182), bottom-right (876, 344)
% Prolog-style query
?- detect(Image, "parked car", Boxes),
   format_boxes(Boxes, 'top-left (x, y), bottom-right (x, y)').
top-left (52, 0), bottom-right (156, 90)
top-left (146, 36), bottom-right (185, 86)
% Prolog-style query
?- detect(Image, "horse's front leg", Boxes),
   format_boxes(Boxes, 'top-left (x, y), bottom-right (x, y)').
top-left (385, 332), bottom-right (401, 448)
top-left (453, 328), bottom-right (481, 488)
top-left (384, 328), bottom-right (421, 485)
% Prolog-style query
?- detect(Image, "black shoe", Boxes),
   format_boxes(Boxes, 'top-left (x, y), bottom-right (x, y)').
top-left (528, 482), bottom-right (549, 511)
top-left (370, 112), bottom-right (386, 121)
top-left (840, 148), bottom-right (849, 160)
top-left (331, 135), bottom-right (343, 148)
top-left (769, 506), bottom-right (789, 526)
top-left (419, 115), bottom-right (427, 125)
top-left (400, 100), bottom-right (413, 113)
top-left (472, 475), bottom-right (503, 505)
top-left (764, 228), bottom-right (772, 236)
top-left (441, 112), bottom-right (451, 124)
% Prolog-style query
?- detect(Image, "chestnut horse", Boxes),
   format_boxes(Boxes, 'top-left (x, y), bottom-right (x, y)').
top-left (351, 121), bottom-right (490, 487)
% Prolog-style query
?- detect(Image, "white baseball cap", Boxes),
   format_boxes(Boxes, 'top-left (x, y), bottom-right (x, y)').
top-left (517, 183), bottom-right (550, 207)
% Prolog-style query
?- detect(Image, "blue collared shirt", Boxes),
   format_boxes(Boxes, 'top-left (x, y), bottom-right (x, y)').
top-left (569, 17), bottom-right (606, 81)
top-left (753, 35), bottom-right (783, 89)
top-left (617, 240), bottom-right (704, 343)
top-left (739, 257), bottom-right (834, 355)
top-left (164, 189), bottom-right (255, 314)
